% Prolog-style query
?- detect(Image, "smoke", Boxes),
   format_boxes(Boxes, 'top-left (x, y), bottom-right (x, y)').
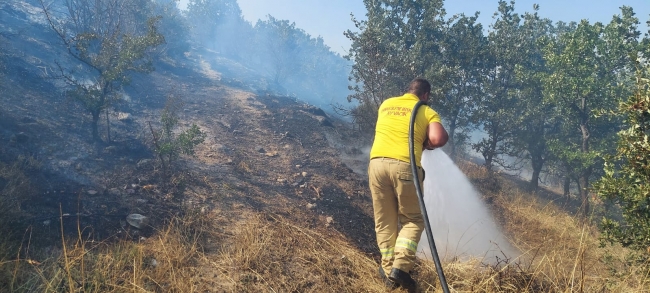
top-left (417, 149), bottom-right (518, 263)
top-left (177, 0), bottom-right (353, 116)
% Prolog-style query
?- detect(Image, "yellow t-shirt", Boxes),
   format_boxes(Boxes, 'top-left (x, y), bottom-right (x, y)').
top-left (370, 93), bottom-right (441, 167)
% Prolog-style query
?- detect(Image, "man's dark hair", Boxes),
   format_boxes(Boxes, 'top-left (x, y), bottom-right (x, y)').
top-left (407, 78), bottom-right (431, 97)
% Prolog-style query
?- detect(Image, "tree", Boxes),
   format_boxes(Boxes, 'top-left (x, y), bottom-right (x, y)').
top-left (473, 0), bottom-right (524, 171)
top-left (542, 19), bottom-right (621, 216)
top-left (595, 63), bottom-right (650, 251)
top-left (40, 0), bottom-right (164, 142)
top-left (535, 20), bottom-right (579, 197)
top-left (151, 0), bottom-right (191, 57)
top-left (542, 7), bottom-right (643, 215)
top-left (510, 8), bottom-right (555, 190)
top-left (282, 35), bottom-right (351, 108)
top-left (344, 14), bottom-right (407, 129)
top-left (185, 0), bottom-right (245, 54)
top-left (433, 13), bottom-right (487, 159)
top-left (254, 16), bottom-right (304, 87)
top-left (344, 0), bottom-right (447, 130)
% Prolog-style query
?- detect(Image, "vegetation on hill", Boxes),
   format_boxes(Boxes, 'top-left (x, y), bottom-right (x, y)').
top-left (39, 0), bottom-right (165, 142)
top-left (0, 0), bottom-right (649, 292)
top-left (345, 0), bottom-right (649, 219)
top-left (1, 161), bottom-right (648, 292)
top-left (595, 64), bottom-right (650, 252)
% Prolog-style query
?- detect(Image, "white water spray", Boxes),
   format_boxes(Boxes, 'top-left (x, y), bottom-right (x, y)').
top-left (417, 149), bottom-right (517, 263)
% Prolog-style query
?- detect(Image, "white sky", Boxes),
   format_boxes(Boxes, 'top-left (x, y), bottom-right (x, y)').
top-left (178, 0), bottom-right (650, 55)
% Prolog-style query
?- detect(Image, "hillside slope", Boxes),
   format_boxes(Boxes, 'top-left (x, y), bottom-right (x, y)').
top-left (1, 1), bottom-right (648, 292)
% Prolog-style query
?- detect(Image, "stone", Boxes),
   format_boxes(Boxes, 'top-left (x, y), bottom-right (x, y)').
top-left (116, 112), bottom-right (131, 121)
top-left (10, 132), bottom-right (29, 144)
top-left (136, 159), bottom-right (151, 168)
top-left (305, 106), bottom-right (327, 117)
top-left (307, 203), bottom-right (317, 210)
top-left (211, 144), bottom-right (225, 151)
top-left (126, 214), bottom-right (148, 229)
top-left (87, 190), bottom-right (98, 195)
top-left (256, 147), bottom-right (265, 153)
top-left (101, 146), bottom-right (116, 154)
top-left (315, 116), bottom-right (333, 127)
top-left (302, 172), bottom-right (308, 177)
top-left (20, 117), bottom-right (36, 124)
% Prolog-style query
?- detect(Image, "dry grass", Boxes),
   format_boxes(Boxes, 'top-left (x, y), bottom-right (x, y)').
top-left (0, 155), bottom-right (40, 219)
top-left (212, 212), bottom-right (386, 292)
top-left (431, 161), bottom-right (650, 293)
top-left (0, 211), bottom-right (214, 292)
top-left (1, 161), bottom-right (649, 292)
top-left (0, 209), bottom-right (393, 292)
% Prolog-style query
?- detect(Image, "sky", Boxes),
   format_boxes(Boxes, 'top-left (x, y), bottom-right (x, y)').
top-left (179, 0), bottom-right (650, 55)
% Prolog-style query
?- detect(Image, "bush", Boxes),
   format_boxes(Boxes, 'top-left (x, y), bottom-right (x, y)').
top-left (595, 64), bottom-right (650, 252)
top-left (149, 93), bottom-right (206, 176)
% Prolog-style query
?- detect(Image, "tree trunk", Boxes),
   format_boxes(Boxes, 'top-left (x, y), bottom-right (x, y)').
top-left (105, 109), bottom-right (111, 143)
top-left (530, 155), bottom-right (543, 190)
top-left (578, 96), bottom-right (591, 217)
top-left (579, 170), bottom-right (591, 217)
top-left (563, 175), bottom-right (570, 197)
top-left (448, 116), bottom-right (458, 160)
top-left (484, 124), bottom-right (499, 172)
top-left (91, 110), bottom-right (101, 142)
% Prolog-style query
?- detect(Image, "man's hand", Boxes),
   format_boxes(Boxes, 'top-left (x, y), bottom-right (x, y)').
top-left (423, 137), bottom-right (436, 150)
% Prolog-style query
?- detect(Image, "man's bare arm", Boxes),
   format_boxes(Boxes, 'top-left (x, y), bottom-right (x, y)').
top-left (425, 122), bottom-right (448, 149)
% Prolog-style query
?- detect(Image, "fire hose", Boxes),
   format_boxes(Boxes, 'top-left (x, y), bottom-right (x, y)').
top-left (409, 100), bottom-right (450, 293)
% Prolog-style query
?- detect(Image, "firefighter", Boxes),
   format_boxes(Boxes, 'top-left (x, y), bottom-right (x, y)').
top-left (369, 78), bottom-right (448, 290)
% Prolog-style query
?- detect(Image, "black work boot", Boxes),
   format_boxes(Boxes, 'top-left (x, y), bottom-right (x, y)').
top-left (378, 266), bottom-right (398, 289)
top-left (388, 268), bottom-right (416, 291)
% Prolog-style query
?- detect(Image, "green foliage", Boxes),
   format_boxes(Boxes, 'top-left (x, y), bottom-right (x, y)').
top-left (433, 13), bottom-right (487, 159)
top-left (508, 9), bottom-right (555, 189)
top-left (343, 1), bottom-right (650, 203)
top-left (540, 7), bottom-right (641, 215)
top-left (472, 0), bottom-right (526, 170)
top-left (40, 0), bottom-right (165, 142)
top-left (185, 0), bottom-right (244, 54)
top-left (595, 65), bottom-right (650, 251)
top-left (151, 0), bottom-right (191, 57)
top-left (152, 94), bottom-right (206, 174)
top-left (344, 0), bottom-right (447, 130)
top-left (183, 0), bottom-right (349, 108)
top-left (254, 16), bottom-right (303, 85)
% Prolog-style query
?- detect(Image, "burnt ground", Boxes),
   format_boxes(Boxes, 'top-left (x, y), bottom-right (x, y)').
top-left (0, 9), bottom-right (378, 259)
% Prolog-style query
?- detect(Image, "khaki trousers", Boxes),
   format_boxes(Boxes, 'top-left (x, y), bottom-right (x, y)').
top-left (368, 157), bottom-right (424, 273)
